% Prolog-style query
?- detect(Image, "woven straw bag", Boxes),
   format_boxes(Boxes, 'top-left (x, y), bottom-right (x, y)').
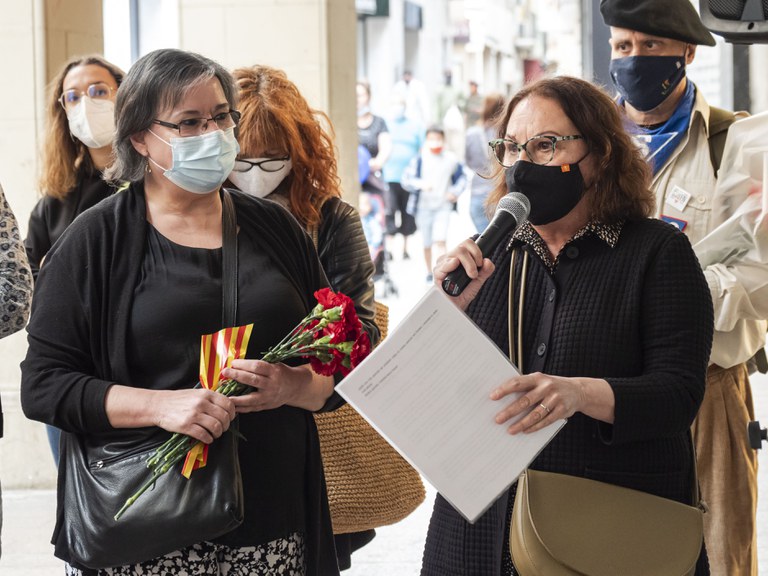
top-left (314, 301), bottom-right (426, 534)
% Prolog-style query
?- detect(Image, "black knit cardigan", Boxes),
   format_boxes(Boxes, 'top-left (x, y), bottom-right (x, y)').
top-left (421, 217), bottom-right (713, 576)
top-left (21, 183), bottom-right (340, 575)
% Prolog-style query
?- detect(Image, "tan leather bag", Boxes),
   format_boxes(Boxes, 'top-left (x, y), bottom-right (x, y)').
top-left (510, 469), bottom-right (703, 576)
top-left (307, 223), bottom-right (425, 534)
top-left (506, 250), bottom-right (703, 575)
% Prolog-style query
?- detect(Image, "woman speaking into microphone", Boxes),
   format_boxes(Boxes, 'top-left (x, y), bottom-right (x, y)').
top-left (422, 76), bottom-right (713, 575)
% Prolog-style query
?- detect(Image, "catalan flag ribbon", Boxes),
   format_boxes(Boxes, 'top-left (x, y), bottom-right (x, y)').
top-left (115, 289), bottom-right (372, 521)
top-left (181, 324), bottom-right (253, 478)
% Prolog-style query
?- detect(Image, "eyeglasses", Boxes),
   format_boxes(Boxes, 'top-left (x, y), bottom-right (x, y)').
top-left (489, 135), bottom-right (584, 167)
top-left (232, 156), bottom-right (290, 173)
top-left (153, 110), bottom-right (241, 138)
top-left (59, 82), bottom-right (116, 109)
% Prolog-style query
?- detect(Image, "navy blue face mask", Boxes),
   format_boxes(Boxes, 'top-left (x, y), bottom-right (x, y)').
top-left (609, 55), bottom-right (686, 112)
top-left (505, 160), bottom-right (585, 226)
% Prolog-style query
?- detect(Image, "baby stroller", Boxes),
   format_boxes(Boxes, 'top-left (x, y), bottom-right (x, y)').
top-left (358, 146), bottom-right (398, 298)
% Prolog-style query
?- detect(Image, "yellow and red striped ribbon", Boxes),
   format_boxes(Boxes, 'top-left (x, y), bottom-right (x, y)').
top-left (181, 323), bottom-right (253, 478)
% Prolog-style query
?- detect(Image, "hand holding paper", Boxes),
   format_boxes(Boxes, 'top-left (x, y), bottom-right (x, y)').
top-left (337, 287), bottom-right (565, 523)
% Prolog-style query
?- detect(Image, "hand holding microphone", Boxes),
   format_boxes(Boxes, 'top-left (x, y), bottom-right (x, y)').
top-left (441, 192), bottom-right (530, 296)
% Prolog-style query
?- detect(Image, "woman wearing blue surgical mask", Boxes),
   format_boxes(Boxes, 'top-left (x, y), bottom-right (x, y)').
top-left (24, 54), bottom-right (124, 467)
top-left (230, 64), bottom-right (380, 571)
top-left (21, 49), bottom-right (340, 575)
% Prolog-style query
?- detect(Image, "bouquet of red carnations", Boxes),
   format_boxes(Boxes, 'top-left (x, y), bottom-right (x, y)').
top-left (114, 288), bottom-right (371, 520)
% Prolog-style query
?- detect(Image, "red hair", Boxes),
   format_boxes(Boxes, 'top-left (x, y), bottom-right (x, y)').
top-left (232, 65), bottom-right (341, 228)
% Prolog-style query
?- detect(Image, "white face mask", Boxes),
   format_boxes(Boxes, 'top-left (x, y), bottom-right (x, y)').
top-left (148, 127), bottom-right (240, 195)
top-left (66, 97), bottom-right (116, 149)
top-left (228, 158), bottom-right (292, 198)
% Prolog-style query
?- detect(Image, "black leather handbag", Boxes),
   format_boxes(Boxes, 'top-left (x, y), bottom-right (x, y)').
top-left (61, 190), bottom-right (244, 569)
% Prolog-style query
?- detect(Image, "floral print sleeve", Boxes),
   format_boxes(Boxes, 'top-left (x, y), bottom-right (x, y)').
top-left (0, 183), bottom-right (32, 338)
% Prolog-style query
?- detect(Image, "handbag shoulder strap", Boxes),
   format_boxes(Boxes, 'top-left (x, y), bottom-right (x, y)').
top-left (308, 224), bottom-right (320, 250)
top-left (507, 248), bottom-right (528, 373)
top-left (221, 190), bottom-right (238, 327)
top-left (508, 244), bottom-right (704, 513)
top-left (690, 432), bottom-right (705, 511)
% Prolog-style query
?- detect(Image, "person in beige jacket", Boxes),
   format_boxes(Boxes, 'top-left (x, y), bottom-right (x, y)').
top-left (601, 1), bottom-right (768, 574)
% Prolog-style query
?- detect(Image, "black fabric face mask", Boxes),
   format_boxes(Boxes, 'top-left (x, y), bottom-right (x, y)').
top-left (609, 55), bottom-right (686, 112)
top-left (505, 160), bottom-right (585, 225)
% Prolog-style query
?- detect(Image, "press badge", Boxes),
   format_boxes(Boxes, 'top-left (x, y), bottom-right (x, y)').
top-left (665, 185), bottom-right (691, 212)
top-left (660, 215), bottom-right (688, 231)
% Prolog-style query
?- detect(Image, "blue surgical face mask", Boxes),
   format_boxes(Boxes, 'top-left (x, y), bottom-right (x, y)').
top-left (148, 127), bottom-right (240, 194)
top-left (609, 55), bottom-right (687, 112)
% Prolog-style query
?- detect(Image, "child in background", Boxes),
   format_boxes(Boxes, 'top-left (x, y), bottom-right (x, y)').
top-left (359, 191), bottom-right (384, 271)
top-left (402, 126), bottom-right (466, 282)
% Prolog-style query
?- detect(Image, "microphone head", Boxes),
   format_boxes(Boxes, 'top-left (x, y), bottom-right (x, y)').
top-left (495, 192), bottom-right (530, 225)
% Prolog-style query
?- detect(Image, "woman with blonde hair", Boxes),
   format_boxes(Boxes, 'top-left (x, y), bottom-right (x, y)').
top-left (229, 64), bottom-right (379, 570)
top-left (26, 55), bottom-right (124, 279)
top-left (25, 54), bottom-right (124, 466)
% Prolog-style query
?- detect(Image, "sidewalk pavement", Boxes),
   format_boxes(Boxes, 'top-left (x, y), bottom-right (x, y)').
top-left (2, 197), bottom-right (767, 574)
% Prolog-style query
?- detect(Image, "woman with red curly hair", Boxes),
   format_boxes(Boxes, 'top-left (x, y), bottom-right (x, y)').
top-left (229, 65), bottom-right (380, 570)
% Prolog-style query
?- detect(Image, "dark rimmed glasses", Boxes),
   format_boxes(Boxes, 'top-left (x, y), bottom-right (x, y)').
top-left (489, 134), bottom-right (584, 167)
top-left (153, 110), bottom-right (241, 138)
top-left (59, 82), bottom-right (116, 109)
top-left (232, 156), bottom-right (291, 173)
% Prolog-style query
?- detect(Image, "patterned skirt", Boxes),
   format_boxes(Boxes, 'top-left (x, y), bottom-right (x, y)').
top-left (65, 533), bottom-right (305, 575)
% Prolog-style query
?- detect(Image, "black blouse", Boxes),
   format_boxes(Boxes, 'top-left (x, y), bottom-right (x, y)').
top-left (25, 169), bottom-right (115, 280)
top-left (358, 115), bottom-right (388, 158)
top-left (128, 225), bottom-right (315, 546)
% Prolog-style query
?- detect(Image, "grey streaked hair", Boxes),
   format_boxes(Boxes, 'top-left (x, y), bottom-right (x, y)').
top-left (105, 48), bottom-right (238, 183)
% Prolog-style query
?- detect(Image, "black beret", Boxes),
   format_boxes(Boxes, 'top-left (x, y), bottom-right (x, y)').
top-left (600, 0), bottom-right (716, 46)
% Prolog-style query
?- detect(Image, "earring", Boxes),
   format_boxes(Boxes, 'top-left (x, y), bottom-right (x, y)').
top-left (145, 158), bottom-right (152, 174)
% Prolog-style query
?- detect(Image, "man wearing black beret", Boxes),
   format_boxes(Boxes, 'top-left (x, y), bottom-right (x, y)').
top-left (601, 1), bottom-right (766, 575)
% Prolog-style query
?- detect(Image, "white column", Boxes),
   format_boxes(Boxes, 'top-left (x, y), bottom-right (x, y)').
top-left (749, 44), bottom-right (768, 113)
top-left (0, 0), bottom-right (103, 490)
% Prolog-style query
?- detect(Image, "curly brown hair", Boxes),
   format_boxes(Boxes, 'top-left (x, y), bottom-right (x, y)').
top-left (488, 76), bottom-right (653, 224)
top-left (232, 65), bottom-right (341, 228)
top-left (38, 55), bottom-right (124, 199)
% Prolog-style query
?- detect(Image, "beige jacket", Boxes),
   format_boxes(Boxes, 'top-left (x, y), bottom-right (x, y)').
top-left (651, 86), bottom-right (768, 368)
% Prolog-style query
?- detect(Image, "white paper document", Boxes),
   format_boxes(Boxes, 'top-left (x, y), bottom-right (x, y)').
top-left (337, 286), bottom-right (565, 523)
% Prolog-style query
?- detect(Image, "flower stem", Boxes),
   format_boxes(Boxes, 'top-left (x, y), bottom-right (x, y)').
top-left (114, 449), bottom-right (186, 521)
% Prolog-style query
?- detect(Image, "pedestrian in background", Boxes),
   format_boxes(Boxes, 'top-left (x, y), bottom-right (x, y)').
top-left (464, 92), bottom-right (506, 233)
top-left (463, 80), bottom-right (484, 128)
top-left (434, 70), bottom-right (466, 159)
top-left (393, 70), bottom-right (430, 126)
top-left (0, 181), bottom-right (34, 559)
top-left (401, 125), bottom-right (466, 283)
top-left (356, 80), bottom-right (391, 196)
top-left (383, 93), bottom-right (424, 260)
top-left (601, 1), bottom-right (768, 573)
top-left (24, 54), bottom-right (124, 466)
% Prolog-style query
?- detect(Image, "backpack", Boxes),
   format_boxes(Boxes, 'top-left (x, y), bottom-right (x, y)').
top-left (411, 156), bottom-right (464, 212)
top-left (707, 106), bottom-right (748, 173)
